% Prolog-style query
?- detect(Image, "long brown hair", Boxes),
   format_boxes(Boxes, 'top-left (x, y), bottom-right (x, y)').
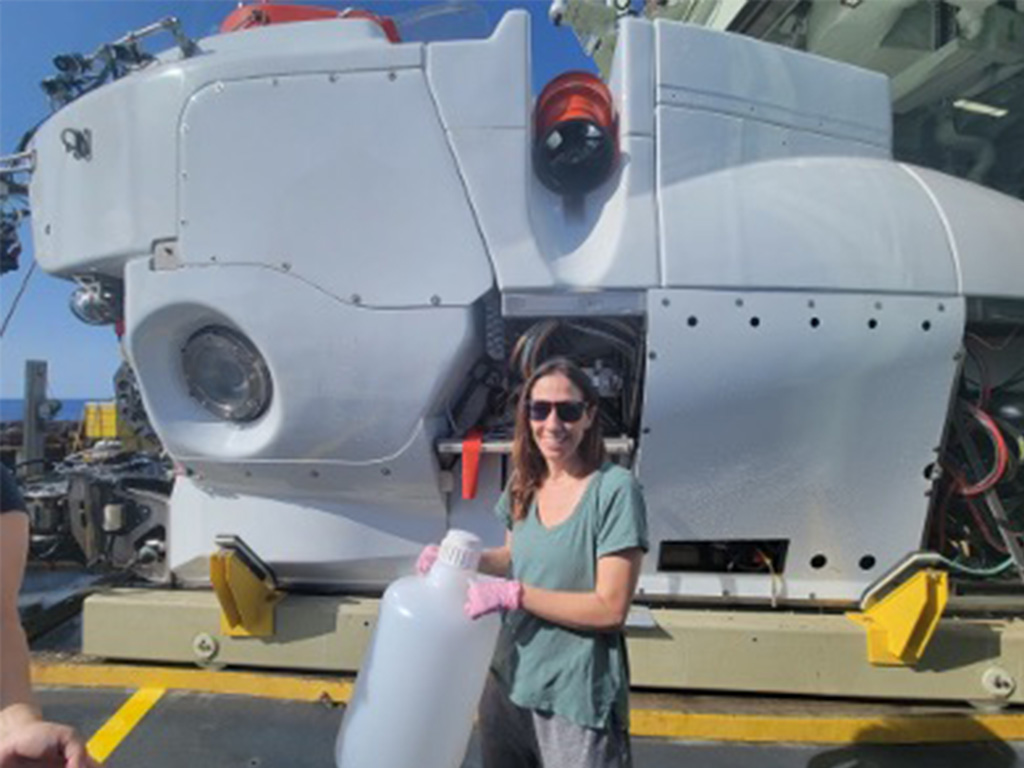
top-left (509, 357), bottom-right (606, 522)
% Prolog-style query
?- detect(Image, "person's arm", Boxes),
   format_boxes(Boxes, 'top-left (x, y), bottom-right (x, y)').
top-left (467, 473), bottom-right (649, 628)
top-left (0, 509), bottom-right (97, 768)
top-left (0, 512), bottom-right (39, 732)
top-left (520, 547), bottom-right (644, 632)
top-left (478, 532), bottom-right (513, 577)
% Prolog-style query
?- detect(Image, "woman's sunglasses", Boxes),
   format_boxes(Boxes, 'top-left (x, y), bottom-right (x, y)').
top-left (527, 400), bottom-right (587, 423)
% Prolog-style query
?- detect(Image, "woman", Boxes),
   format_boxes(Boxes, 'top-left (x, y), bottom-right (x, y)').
top-left (420, 357), bottom-right (648, 767)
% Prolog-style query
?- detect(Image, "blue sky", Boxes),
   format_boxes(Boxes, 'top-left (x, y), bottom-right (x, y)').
top-left (0, 0), bottom-right (595, 398)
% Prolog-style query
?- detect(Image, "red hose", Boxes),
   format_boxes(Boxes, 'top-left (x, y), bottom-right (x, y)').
top-left (958, 404), bottom-right (1009, 497)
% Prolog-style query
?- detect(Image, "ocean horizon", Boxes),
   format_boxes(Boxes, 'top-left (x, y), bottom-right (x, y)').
top-left (0, 398), bottom-right (111, 423)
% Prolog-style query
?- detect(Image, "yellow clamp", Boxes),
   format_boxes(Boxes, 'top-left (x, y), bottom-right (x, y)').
top-left (209, 540), bottom-right (283, 638)
top-left (846, 568), bottom-right (948, 666)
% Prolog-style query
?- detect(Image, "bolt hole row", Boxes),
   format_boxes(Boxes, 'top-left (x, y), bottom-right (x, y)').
top-left (680, 317), bottom-right (935, 331)
top-left (809, 554), bottom-right (876, 571)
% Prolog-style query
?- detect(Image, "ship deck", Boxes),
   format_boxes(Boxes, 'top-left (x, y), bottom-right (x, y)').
top-left (23, 566), bottom-right (1024, 768)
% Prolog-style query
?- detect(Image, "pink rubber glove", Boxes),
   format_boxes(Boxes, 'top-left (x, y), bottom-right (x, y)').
top-left (416, 544), bottom-right (440, 575)
top-left (465, 579), bottom-right (524, 619)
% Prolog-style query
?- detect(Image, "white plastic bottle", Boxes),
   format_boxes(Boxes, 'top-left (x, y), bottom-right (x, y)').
top-left (335, 529), bottom-right (501, 768)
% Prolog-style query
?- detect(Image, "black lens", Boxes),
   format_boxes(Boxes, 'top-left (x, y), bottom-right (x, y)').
top-left (554, 402), bottom-right (585, 422)
top-left (534, 119), bottom-right (616, 195)
top-left (528, 401), bottom-right (585, 423)
top-left (528, 401), bottom-right (552, 421)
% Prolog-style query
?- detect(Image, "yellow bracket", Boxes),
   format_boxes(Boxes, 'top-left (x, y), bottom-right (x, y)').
top-left (209, 549), bottom-right (283, 637)
top-left (846, 569), bottom-right (949, 666)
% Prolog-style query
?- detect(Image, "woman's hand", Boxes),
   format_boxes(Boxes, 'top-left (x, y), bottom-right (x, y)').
top-left (465, 579), bottom-right (523, 619)
top-left (0, 720), bottom-right (97, 768)
top-left (415, 544), bottom-right (440, 575)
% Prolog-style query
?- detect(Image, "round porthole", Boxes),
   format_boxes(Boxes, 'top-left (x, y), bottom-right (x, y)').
top-left (181, 326), bottom-right (272, 423)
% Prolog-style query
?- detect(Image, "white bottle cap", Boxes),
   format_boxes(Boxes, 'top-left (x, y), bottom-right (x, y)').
top-left (438, 529), bottom-right (482, 572)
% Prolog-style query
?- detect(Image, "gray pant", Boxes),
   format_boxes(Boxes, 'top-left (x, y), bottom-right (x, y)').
top-left (479, 673), bottom-right (633, 768)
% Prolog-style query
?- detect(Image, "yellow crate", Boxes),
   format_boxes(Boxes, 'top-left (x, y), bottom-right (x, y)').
top-left (83, 402), bottom-right (119, 440)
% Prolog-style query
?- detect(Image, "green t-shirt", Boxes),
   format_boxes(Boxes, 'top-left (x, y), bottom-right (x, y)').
top-left (492, 462), bottom-right (649, 730)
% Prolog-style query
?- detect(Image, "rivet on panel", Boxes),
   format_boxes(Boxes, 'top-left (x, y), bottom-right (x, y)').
top-left (351, 294), bottom-right (362, 305)
top-left (388, 71), bottom-right (397, 81)
top-left (381, 467), bottom-right (391, 476)
top-left (735, 298), bottom-right (744, 308)
top-left (648, 351), bottom-right (657, 361)
top-left (430, 295), bottom-right (441, 306)
top-left (281, 262), bottom-right (291, 272)
top-left (661, 298), bottom-right (670, 307)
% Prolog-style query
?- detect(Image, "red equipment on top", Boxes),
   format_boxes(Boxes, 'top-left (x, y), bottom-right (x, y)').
top-left (221, 3), bottom-right (400, 42)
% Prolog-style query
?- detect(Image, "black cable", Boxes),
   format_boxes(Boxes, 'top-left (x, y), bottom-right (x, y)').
top-left (0, 260), bottom-right (37, 337)
top-left (994, 343), bottom-right (1024, 391)
top-left (999, 366), bottom-right (1024, 391)
top-left (16, 125), bottom-right (39, 153)
top-left (963, 343), bottom-right (990, 404)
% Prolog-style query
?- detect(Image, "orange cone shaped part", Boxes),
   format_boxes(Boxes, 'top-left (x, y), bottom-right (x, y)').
top-left (533, 71), bottom-right (618, 195)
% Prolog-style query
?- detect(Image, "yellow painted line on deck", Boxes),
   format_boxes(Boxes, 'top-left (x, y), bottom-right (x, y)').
top-left (33, 661), bottom-right (1024, 745)
top-left (630, 709), bottom-right (1024, 744)
top-left (86, 687), bottom-right (164, 763)
top-left (33, 662), bottom-right (354, 704)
